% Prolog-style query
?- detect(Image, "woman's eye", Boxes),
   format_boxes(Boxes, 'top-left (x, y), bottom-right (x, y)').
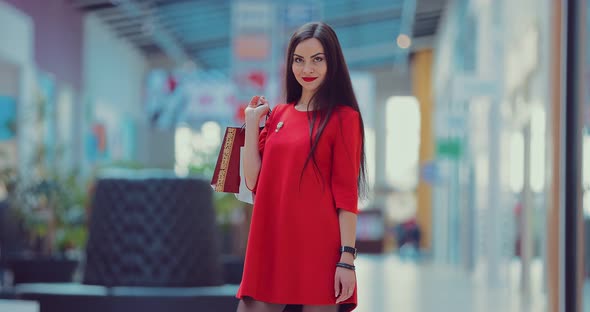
top-left (314, 57), bottom-right (324, 62)
top-left (294, 58), bottom-right (303, 63)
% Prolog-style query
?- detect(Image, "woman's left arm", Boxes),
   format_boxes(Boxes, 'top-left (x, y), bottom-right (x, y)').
top-left (332, 110), bottom-right (362, 304)
top-left (332, 110), bottom-right (362, 261)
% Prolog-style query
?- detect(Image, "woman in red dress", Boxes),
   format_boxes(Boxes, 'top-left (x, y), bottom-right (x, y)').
top-left (236, 21), bottom-right (367, 312)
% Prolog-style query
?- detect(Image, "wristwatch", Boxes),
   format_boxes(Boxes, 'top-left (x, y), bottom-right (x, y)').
top-left (340, 246), bottom-right (357, 259)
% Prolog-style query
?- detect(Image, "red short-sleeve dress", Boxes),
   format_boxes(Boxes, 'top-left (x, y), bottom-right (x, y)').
top-left (236, 103), bottom-right (362, 312)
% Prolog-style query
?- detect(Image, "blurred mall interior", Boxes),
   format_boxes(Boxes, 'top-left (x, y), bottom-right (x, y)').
top-left (0, 0), bottom-right (589, 311)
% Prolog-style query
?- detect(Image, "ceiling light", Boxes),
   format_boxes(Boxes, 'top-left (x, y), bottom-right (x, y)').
top-left (396, 34), bottom-right (412, 49)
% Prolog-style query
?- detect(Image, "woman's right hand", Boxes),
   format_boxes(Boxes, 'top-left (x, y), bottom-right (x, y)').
top-left (244, 95), bottom-right (270, 123)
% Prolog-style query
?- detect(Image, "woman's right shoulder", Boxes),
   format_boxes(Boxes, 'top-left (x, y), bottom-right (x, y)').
top-left (273, 103), bottom-right (290, 112)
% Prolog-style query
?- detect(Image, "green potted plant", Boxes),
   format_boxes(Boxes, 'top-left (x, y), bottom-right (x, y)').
top-left (1, 161), bottom-right (90, 284)
top-left (0, 85), bottom-right (93, 283)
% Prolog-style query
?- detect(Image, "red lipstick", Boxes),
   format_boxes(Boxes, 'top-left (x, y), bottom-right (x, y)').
top-left (302, 77), bottom-right (317, 82)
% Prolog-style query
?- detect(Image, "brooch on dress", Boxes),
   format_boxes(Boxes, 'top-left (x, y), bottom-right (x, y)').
top-left (275, 121), bottom-right (284, 132)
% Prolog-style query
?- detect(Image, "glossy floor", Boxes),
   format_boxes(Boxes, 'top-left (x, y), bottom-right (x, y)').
top-left (354, 254), bottom-right (547, 312)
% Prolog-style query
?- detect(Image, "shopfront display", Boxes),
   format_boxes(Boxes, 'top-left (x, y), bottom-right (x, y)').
top-left (433, 0), bottom-right (552, 306)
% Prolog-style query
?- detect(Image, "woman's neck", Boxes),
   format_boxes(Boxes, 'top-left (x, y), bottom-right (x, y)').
top-left (298, 91), bottom-right (316, 110)
top-left (295, 101), bottom-right (313, 111)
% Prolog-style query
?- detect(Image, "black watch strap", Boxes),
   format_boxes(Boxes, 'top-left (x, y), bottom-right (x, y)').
top-left (340, 246), bottom-right (357, 259)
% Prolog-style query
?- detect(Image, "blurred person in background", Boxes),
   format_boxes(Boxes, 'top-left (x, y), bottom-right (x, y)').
top-left (236, 22), bottom-right (367, 312)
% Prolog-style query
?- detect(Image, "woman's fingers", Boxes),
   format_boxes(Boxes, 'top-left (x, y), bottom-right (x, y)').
top-left (335, 286), bottom-right (346, 303)
top-left (334, 275), bottom-right (341, 299)
top-left (336, 284), bottom-right (354, 303)
top-left (248, 95), bottom-right (261, 107)
top-left (334, 268), bottom-right (356, 304)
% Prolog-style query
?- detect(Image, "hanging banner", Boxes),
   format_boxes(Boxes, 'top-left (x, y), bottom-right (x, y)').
top-left (231, 1), bottom-right (274, 123)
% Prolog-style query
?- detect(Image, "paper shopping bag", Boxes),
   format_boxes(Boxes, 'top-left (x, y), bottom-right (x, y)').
top-left (211, 95), bottom-right (268, 201)
top-left (211, 126), bottom-right (245, 194)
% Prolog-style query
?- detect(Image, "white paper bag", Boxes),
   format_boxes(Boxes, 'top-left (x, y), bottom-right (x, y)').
top-left (235, 146), bottom-right (255, 204)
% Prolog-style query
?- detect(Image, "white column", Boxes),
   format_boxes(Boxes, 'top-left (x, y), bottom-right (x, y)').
top-left (373, 97), bottom-right (388, 210)
top-left (486, 86), bottom-right (502, 288)
top-left (521, 122), bottom-right (533, 302)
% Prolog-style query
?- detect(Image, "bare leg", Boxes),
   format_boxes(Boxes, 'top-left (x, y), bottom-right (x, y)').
top-left (237, 297), bottom-right (286, 312)
top-left (302, 305), bottom-right (339, 312)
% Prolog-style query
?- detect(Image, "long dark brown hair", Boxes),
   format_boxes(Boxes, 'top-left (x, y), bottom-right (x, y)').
top-left (284, 21), bottom-right (367, 198)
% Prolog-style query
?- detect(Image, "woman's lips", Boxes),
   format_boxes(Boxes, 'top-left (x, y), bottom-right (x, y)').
top-left (302, 77), bottom-right (317, 82)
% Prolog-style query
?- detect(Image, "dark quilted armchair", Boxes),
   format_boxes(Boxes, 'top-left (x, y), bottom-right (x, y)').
top-left (83, 176), bottom-right (224, 287)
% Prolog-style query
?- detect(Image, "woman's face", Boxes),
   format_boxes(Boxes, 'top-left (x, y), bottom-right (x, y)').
top-left (292, 38), bottom-right (327, 95)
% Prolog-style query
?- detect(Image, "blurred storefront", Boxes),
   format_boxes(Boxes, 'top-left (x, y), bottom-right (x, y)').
top-left (432, 0), bottom-right (553, 307)
top-left (435, 0), bottom-right (590, 310)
